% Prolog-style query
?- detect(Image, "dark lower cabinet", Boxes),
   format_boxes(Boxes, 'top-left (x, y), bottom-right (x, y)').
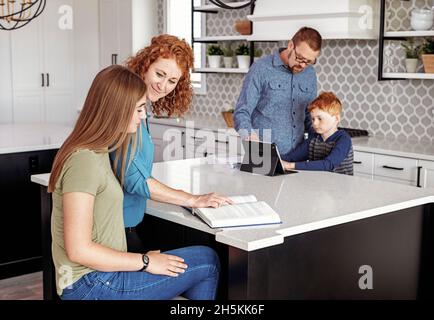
top-left (0, 149), bottom-right (58, 280)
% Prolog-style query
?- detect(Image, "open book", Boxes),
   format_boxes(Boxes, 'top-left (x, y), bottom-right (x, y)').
top-left (192, 195), bottom-right (282, 229)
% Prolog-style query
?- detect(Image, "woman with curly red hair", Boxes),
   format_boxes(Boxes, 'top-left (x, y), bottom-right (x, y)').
top-left (111, 34), bottom-right (232, 257)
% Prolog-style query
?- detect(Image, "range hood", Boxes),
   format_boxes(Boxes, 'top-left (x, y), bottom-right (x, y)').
top-left (246, 0), bottom-right (379, 40)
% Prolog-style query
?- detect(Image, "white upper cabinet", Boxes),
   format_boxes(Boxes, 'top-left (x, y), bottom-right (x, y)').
top-left (4, 0), bottom-right (100, 125)
top-left (247, 0), bottom-right (380, 40)
top-left (10, 0), bottom-right (73, 124)
top-left (99, 0), bottom-right (133, 68)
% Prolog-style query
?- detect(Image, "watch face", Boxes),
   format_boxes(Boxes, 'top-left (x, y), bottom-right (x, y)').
top-left (142, 254), bottom-right (149, 266)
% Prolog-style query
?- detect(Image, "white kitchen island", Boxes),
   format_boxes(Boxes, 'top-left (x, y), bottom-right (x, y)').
top-left (32, 156), bottom-right (434, 299)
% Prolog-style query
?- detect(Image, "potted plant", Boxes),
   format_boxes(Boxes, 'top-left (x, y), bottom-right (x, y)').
top-left (254, 48), bottom-right (263, 63)
top-left (222, 46), bottom-right (234, 68)
top-left (235, 43), bottom-right (250, 69)
top-left (207, 45), bottom-right (223, 68)
top-left (221, 107), bottom-right (235, 128)
top-left (401, 38), bottom-right (421, 73)
top-left (420, 38), bottom-right (434, 74)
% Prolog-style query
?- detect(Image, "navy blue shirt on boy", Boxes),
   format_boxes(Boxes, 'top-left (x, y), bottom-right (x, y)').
top-left (234, 49), bottom-right (317, 155)
top-left (281, 130), bottom-right (354, 175)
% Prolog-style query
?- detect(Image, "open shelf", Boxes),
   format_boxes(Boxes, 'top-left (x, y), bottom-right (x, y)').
top-left (384, 30), bottom-right (434, 38)
top-left (194, 35), bottom-right (249, 42)
top-left (383, 72), bottom-right (434, 80)
top-left (194, 67), bottom-right (249, 73)
top-left (194, 1), bottom-right (250, 12)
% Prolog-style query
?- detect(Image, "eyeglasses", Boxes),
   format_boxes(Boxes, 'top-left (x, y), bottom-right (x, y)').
top-left (293, 47), bottom-right (316, 66)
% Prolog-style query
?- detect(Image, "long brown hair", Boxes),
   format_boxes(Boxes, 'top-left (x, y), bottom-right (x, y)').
top-left (125, 34), bottom-right (194, 117)
top-left (48, 65), bottom-right (146, 192)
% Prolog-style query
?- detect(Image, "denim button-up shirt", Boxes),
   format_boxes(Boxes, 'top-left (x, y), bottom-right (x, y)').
top-left (234, 49), bottom-right (317, 154)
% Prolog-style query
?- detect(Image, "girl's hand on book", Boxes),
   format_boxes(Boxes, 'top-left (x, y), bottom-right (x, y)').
top-left (188, 193), bottom-right (234, 208)
top-left (145, 250), bottom-right (188, 277)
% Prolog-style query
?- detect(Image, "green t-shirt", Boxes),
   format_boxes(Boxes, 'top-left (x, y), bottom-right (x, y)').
top-left (51, 149), bottom-right (127, 296)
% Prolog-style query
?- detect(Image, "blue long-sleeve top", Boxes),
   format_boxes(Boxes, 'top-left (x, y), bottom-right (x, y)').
top-left (110, 119), bottom-right (154, 227)
top-left (233, 49), bottom-right (317, 155)
top-left (281, 130), bottom-right (354, 175)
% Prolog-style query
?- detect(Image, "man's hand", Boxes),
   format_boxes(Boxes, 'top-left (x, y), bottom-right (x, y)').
top-left (246, 133), bottom-right (259, 141)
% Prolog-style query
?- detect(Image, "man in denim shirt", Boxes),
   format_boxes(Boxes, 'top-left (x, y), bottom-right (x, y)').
top-left (234, 27), bottom-right (322, 155)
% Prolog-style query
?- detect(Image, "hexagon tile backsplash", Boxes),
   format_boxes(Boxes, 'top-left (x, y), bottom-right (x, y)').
top-left (158, 0), bottom-right (434, 143)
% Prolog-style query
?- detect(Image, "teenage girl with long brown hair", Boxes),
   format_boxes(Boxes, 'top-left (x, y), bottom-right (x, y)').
top-left (48, 65), bottom-right (220, 300)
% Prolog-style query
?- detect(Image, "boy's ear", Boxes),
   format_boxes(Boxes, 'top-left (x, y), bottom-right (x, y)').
top-left (335, 114), bottom-right (341, 123)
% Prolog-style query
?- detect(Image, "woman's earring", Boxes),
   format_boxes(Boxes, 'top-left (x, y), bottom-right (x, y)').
top-left (167, 89), bottom-right (176, 99)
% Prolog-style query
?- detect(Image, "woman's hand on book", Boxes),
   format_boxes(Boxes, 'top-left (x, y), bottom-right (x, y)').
top-left (187, 193), bottom-right (234, 208)
top-left (145, 250), bottom-right (188, 277)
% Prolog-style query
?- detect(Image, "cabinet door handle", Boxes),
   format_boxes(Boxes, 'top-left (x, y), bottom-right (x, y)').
top-left (215, 139), bottom-right (229, 144)
top-left (41, 73), bottom-right (45, 87)
top-left (112, 53), bottom-right (118, 65)
top-left (29, 156), bottom-right (39, 173)
top-left (192, 136), bottom-right (206, 142)
top-left (382, 165), bottom-right (404, 171)
top-left (46, 73), bottom-right (50, 87)
top-left (353, 161), bottom-right (362, 164)
top-left (417, 166), bottom-right (422, 188)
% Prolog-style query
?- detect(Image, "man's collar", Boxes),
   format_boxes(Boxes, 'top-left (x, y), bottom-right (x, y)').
top-left (272, 48), bottom-right (287, 68)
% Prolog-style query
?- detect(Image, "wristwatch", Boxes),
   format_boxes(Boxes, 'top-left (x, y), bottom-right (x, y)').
top-left (140, 254), bottom-right (149, 271)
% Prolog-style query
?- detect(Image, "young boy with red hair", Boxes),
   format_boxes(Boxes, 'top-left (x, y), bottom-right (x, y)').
top-left (281, 92), bottom-right (354, 175)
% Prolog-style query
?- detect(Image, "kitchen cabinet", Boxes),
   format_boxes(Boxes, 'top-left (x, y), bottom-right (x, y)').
top-left (353, 150), bottom-right (434, 188)
top-left (353, 151), bottom-right (374, 180)
top-left (99, 0), bottom-right (133, 68)
top-left (373, 154), bottom-right (418, 186)
top-left (3, 0), bottom-right (100, 125)
top-left (418, 160), bottom-right (434, 189)
top-left (0, 149), bottom-right (58, 279)
top-left (149, 122), bottom-right (242, 161)
top-left (10, 0), bottom-right (74, 125)
top-left (149, 122), bottom-right (185, 162)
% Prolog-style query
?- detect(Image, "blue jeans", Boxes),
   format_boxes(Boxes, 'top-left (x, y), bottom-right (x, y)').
top-left (60, 246), bottom-right (220, 300)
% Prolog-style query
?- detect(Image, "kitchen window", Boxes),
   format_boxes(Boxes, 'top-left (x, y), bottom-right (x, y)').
top-left (166, 0), bottom-right (207, 95)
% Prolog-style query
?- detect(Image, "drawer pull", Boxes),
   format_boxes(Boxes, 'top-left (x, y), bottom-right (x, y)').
top-left (353, 161), bottom-right (362, 164)
top-left (417, 166), bottom-right (422, 188)
top-left (382, 165), bottom-right (404, 171)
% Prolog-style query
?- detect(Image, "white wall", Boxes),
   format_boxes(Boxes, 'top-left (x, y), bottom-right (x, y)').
top-left (132, 0), bottom-right (158, 54)
top-left (0, 32), bottom-right (13, 123)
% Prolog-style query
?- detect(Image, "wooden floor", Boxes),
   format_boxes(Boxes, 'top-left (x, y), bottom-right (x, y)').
top-left (0, 272), bottom-right (43, 300)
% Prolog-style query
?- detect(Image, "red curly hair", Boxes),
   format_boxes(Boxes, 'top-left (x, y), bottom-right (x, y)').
top-left (125, 34), bottom-right (194, 117)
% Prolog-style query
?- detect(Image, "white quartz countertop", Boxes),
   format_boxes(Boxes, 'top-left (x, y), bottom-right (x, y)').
top-left (145, 158), bottom-right (434, 251)
top-left (30, 157), bottom-right (434, 251)
top-left (0, 124), bottom-right (73, 154)
top-left (352, 136), bottom-right (434, 161)
top-left (149, 115), bottom-right (239, 136)
top-left (149, 115), bottom-right (434, 161)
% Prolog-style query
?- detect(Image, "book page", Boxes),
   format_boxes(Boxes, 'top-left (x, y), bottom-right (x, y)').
top-left (197, 201), bottom-right (280, 228)
top-left (227, 195), bottom-right (257, 204)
